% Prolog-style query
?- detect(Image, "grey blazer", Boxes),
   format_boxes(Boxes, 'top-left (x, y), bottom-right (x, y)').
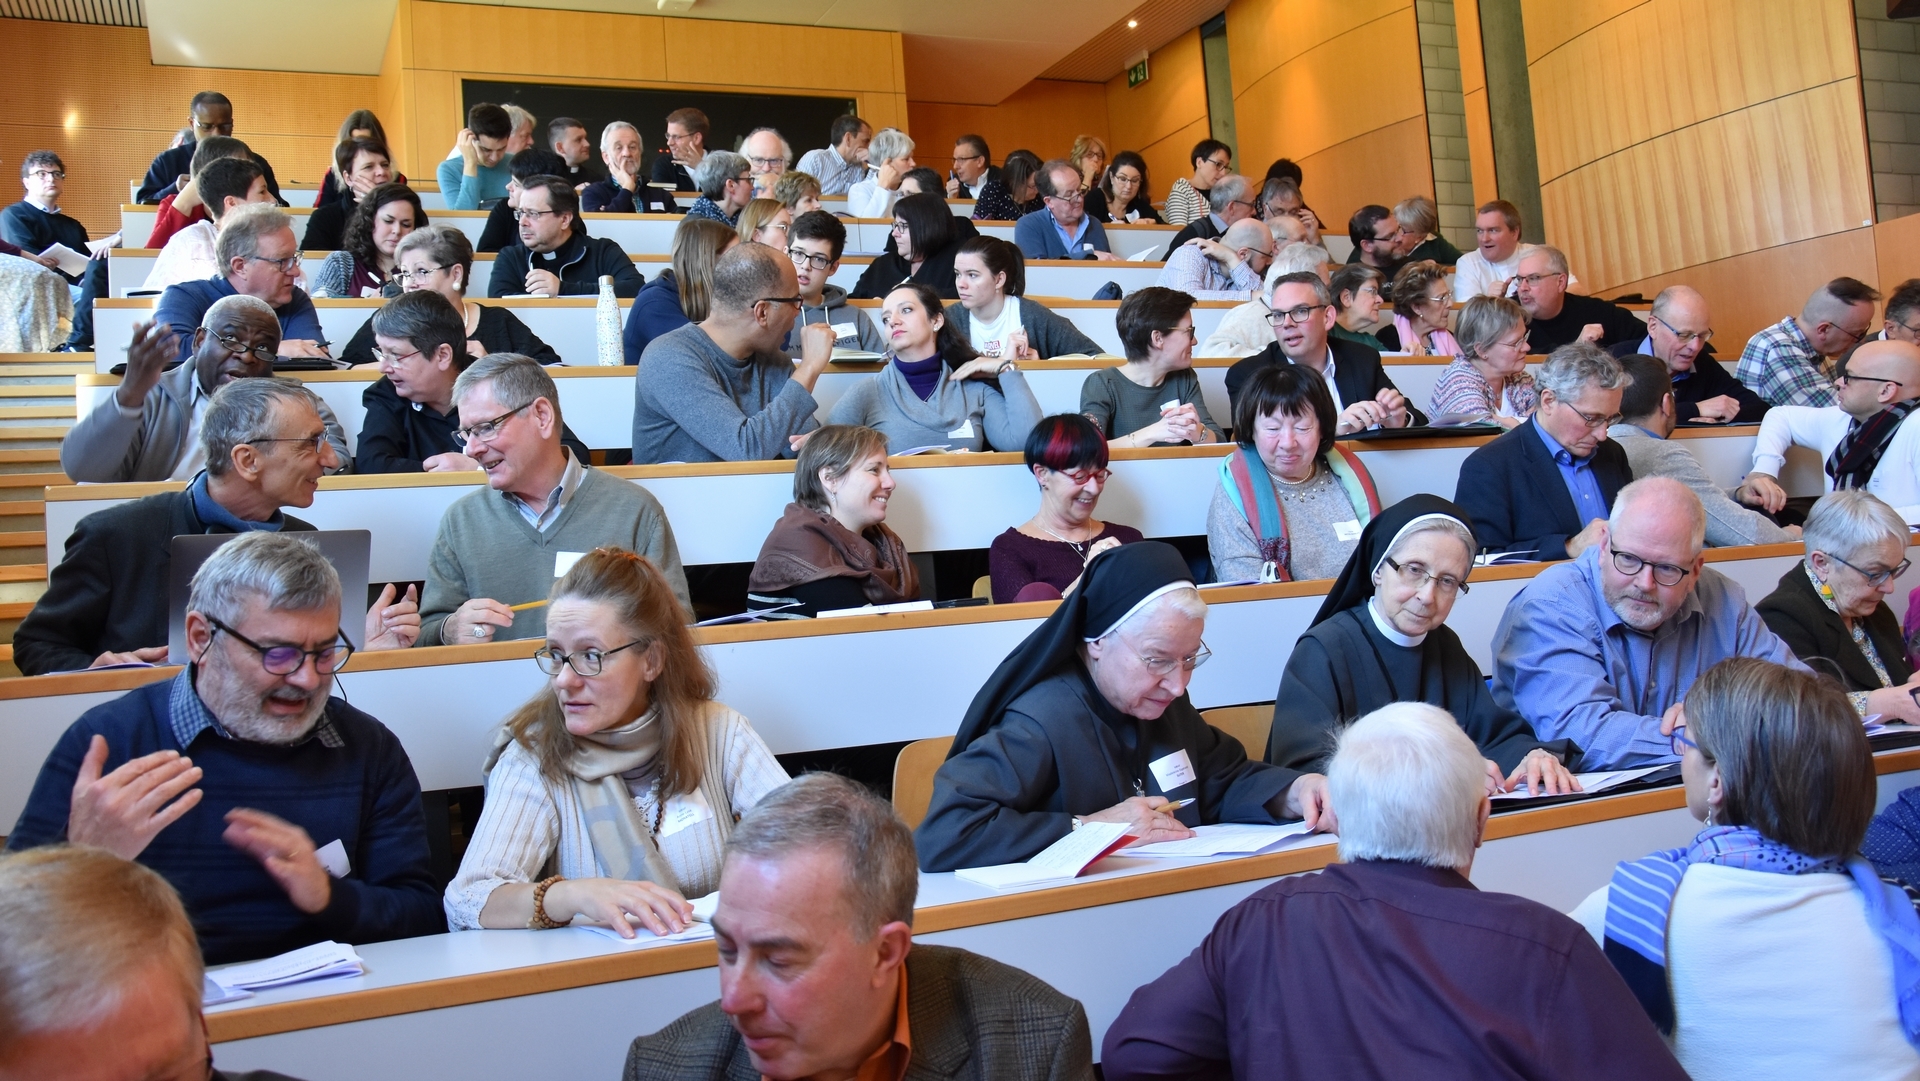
top-left (944, 298), bottom-right (1106, 358)
top-left (1607, 424), bottom-right (1794, 547)
top-left (60, 363), bottom-right (351, 483)
top-left (622, 945), bottom-right (1094, 1081)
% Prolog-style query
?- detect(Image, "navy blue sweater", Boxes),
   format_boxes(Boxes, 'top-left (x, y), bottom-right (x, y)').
top-left (6, 675), bottom-right (445, 964)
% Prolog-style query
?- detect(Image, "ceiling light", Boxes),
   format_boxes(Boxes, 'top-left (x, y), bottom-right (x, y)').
top-left (1127, 19), bottom-right (1138, 27)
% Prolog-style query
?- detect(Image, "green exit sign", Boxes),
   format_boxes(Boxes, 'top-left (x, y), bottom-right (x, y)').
top-left (1127, 58), bottom-right (1150, 88)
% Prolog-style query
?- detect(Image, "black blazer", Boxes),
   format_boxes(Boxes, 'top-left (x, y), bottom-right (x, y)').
top-left (13, 490), bottom-right (314, 676)
top-left (1452, 416), bottom-right (1632, 561)
top-left (1757, 564), bottom-right (1914, 693)
top-left (1223, 338), bottom-right (1430, 430)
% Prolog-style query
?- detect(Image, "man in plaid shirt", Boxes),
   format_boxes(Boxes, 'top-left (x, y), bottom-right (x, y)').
top-left (1737, 277), bottom-right (1879, 407)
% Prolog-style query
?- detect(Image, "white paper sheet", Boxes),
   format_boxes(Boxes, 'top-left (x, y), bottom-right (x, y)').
top-left (1491, 764), bottom-right (1669, 801)
top-left (955, 820), bottom-right (1132, 891)
top-left (1126, 821), bottom-right (1317, 857)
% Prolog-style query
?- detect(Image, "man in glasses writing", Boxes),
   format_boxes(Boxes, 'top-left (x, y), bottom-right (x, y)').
top-left (7, 532), bottom-right (443, 965)
top-left (153, 203), bottom-right (330, 365)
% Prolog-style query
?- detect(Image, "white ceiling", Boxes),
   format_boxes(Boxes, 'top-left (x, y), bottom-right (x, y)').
top-left (142, 0), bottom-right (1143, 103)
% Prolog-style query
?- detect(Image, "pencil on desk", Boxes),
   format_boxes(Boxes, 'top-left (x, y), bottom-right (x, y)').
top-left (508, 600), bottom-right (548, 612)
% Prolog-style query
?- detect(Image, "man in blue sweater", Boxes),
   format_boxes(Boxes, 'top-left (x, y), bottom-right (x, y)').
top-left (152, 203), bottom-right (328, 365)
top-left (6, 532), bottom-right (444, 964)
top-left (1012, 159), bottom-right (1120, 262)
top-left (1, 150), bottom-right (112, 350)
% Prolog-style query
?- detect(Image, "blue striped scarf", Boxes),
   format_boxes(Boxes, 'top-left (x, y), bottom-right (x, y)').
top-left (1603, 824), bottom-right (1920, 1043)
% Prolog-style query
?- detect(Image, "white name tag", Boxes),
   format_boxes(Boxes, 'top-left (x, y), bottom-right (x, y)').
top-left (314, 839), bottom-right (351, 879)
top-left (1333, 520), bottom-right (1363, 542)
top-left (1149, 749), bottom-right (1198, 793)
top-left (1159, 398), bottom-right (1182, 414)
top-left (829, 321), bottom-right (858, 341)
top-left (947, 419), bottom-right (975, 440)
top-left (554, 551), bottom-right (586, 577)
top-left (658, 788), bottom-right (715, 838)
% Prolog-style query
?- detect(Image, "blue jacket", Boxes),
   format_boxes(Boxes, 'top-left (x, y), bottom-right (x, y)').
top-left (1013, 209), bottom-right (1112, 260)
top-left (1453, 416), bottom-right (1633, 561)
top-left (153, 276), bottom-right (326, 365)
top-left (624, 270), bottom-right (691, 364)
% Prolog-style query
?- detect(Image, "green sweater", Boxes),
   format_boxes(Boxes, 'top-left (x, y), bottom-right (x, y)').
top-left (419, 467), bottom-right (691, 645)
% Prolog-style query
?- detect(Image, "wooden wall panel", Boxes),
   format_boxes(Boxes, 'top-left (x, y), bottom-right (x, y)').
top-left (1224, 0), bottom-right (1409, 100)
top-left (1608, 228), bottom-right (1879, 346)
top-left (1291, 117), bottom-right (1436, 228)
top-left (906, 82), bottom-right (1111, 180)
top-left (1874, 211), bottom-right (1920, 293)
top-left (0, 17), bottom-right (377, 234)
top-left (1106, 29), bottom-right (1210, 197)
top-left (1455, 0), bottom-right (1499, 206)
top-left (1520, 0), bottom-right (1649, 65)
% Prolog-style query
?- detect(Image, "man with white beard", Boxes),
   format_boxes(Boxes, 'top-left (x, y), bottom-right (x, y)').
top-left (4, 532), bottom-right (444, 964)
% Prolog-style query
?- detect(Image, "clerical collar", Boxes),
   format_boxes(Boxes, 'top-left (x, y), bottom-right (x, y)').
top-left (1366, 598), bottom-right (1427, 647)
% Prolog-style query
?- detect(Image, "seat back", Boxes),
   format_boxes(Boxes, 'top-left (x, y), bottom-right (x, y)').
top-left (1201, 704), bottom-right (1275, 760)
top-left (892, 736), bottom-right (955, 829)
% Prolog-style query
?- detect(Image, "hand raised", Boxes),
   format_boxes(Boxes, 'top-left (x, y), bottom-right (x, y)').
top-left (66, 736), bottom-right (204, 859)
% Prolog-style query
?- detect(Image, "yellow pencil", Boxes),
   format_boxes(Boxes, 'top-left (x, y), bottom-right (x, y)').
top-left (508, 600), bottom-right (548, 612)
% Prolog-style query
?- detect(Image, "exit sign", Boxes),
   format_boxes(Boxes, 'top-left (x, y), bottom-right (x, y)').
top-left (1127, 58), bottom-right (1150, 87)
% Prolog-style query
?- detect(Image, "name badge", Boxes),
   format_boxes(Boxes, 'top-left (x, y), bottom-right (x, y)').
top-left (658, 788), bottom-right (715, 838)
top-left (1333, 520), bottom-right (1363, 542)
top-left (948, 419), bottom-right (976, 440)
top-left (555, 551), bottom-right (586, 577)
top-left (314, 839), bottom-right (351, 879)
top-left (829, 321), bottom-right (858, 342)
top-left (1149, 749), bottom-right (1198, 793)
top-left (1159, 398), bottom-right (1182, 414)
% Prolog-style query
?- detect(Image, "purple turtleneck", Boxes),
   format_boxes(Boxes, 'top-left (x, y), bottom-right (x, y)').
top-left (894, 353), bottom-right (944, 401)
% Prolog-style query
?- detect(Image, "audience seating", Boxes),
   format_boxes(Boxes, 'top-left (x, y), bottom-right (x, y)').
top-left (892, 736), bottom-right (954, 829)
top-left (1198, 705), bottom-right (1275, 759)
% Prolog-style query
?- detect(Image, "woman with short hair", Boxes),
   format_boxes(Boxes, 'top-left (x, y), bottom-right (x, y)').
top-left (972, 150), bottom-right (1045, 222)
top-left (1267, 494), bottom-right (1577, 792)
top-left (747, 425), bottom-right (921, 618)
top-left (311, 182), bottom-right (421, 299)
top-left (771, 170), bottom-right (822, 215)
top-left (1393, 196), bottom-right (1462, 265)
top-left (849, 192), bottom-right (979, 300)
top-left (1209, 364), bottom-right (1381, 583)
top-left (827, 281), bottom-right (1041, 454)
top-left (735, 198), bottom-right (792, 249)
top-left (947, 236), bottom-right (1103, 360)
top-left (623, 216), bottom-right (737, 364)
top-left (1376, 260), bottom-right (1459, 355)
top-left (1328, 263), bottom-right (1388, 350)
top-left (1571, 657), bottom-right (1920, 1081)
top-left (1757, 490), bottom-right (1920, 720)
top-left (990, 414), bottom-right (1146, 603)
top-left (1429, 295), bottom-right (1536, 426)
top-left (341, 224), bottom-right (560, 366)
top-left (305, 136), bottom-right (399, 251)
top-left (314, 110), bottom-right (406, 209)
top-left (1086, 150), bottom-right (1162, 224)
top-left (847, 128), bottom-right (917, 219)
top-left (447, 547), bottom-right (788, 936)
top-left (1080, 286), bottom-right (1223, 448)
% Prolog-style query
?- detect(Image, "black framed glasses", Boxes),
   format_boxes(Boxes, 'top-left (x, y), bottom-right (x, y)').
top-left (1382, 556), bottom-right (1469, 596)
top-left (1823, 552), bottom-right (1913, 587)
top-left (534, 639), bottom-right (648, 677)
top-left (207, 615), bottom-right (353, 675)
top-left (1046, 192), bottom-right (1086, 207)
top-left (1610, 546), bottom-right (1691, 587)
top-left (754, 296), bottom-right (802, 309)
top-left (1827, 321), bottom-right (1871, 346)
top-left (1838, 371), bottom-right (1906, 390)
top-left (787, 247), bottom-right (833, 271)
top-left (454, 400), bottom-right (531, 444)
top-left (1265, 304), bottom-right (1328, 327)
top-left (512, 208), bottom-right (560, 222)
top-left (213, 332), bottom-right (276, 365)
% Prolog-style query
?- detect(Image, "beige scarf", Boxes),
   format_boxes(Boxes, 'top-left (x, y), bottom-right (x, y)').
top-left (565, 708), bottom-right (682, 891)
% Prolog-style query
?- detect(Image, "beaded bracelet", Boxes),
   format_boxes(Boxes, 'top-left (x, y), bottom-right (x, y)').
top-left (528, 875), bottom-right (565, 930)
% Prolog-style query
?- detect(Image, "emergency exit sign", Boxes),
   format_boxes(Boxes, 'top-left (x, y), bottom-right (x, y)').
top-left (1127, 58), bottom-right (1149, 87)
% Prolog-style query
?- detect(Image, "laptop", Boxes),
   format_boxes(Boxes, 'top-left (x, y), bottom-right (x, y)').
top-left (167, 530), bottom-right (372, 665)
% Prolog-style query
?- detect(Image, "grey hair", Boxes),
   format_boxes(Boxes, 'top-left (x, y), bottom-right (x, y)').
top-left (1114, 586), bottom-right (1208, 639)
top-left (1609, 476), bottom-right (1708, 554)
top-left (214, 202), bottom-right (292, 270)
top-left (1522, 244), bottom-right (1569, 276)
top-left (395, 224), bottom-right (474, 293)
top-left (202, 378), bottom-right (317, 477)
top-left (0, 847), bottom-right (204, 1044)
top-left (599, 120), bottom-right (639, 154)
top-left (1383, 517), bottom-right (1476, 568)
top-left (708, 242), bottom-right (788, 314)
top-left (504, 103), bottom-right (535, 132)
top-left (725, 773), bottom-right (918, 937)
top-left (1534, 340), bottom-right (1625, 402)
top-left (1804, 489), bottom-right (1910, 564)
top-left (1393, 195), bottom-right (1438, 236)
top-left (188, 531), bottom-right (342, 628)
top-left (1329, 702), bottom-right (1487, 869)
top-left (200, 292), bottom-right (276, 331)
top-left (1270, 268), bottom-right (1332, 306)
top-left (1207, 173), bottom-right (1251, 215)
top-left (693, 150), bottom-right (749, 199)
top-left (868, 127), bottom-right (914, 165)
top-left (1454, 295), bottom-right (1527, 361)
top-left (742, 126), bottom-right (791, 164)
top-left (452, 352), bottom-right (563, 427)
top-left (1266, 242), bottom-right (1330, 288)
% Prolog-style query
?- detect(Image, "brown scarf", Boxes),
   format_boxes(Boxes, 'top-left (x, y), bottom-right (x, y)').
top-left (748, 503), bottom-right (920, 604)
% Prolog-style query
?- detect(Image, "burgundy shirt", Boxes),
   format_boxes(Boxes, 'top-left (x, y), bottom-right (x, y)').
top-left (987, 523), bottom-right (1144, 604)
top-left (1101, 860), bottom-right (1689, 1080)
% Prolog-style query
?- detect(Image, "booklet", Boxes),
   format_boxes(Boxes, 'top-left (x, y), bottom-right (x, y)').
top-left (1126, 821), bottom-right (1318, 857)
top-left (1491, 764), bottom-right (1670, 801)
top-left (955, 820), bottom-right (1134, 891)
top-left (202, 940), bottom-right (365, 1004)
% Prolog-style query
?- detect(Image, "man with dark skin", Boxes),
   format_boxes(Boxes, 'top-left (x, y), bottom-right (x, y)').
top-left (136, 93), bottom-right (284, 205)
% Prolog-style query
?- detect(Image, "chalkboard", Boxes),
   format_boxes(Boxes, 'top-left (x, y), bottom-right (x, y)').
top-left (462, 80), bottom-right (857, 163)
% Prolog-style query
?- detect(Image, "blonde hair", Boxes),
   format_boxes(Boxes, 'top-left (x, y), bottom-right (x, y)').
top-left (506, 548), bottom-right (715, 796)
top-left (670, 217), bottom-right (739, 323)
top-left (1070, 135), bottom-right (1109, 181)
top-left (735, 198), bottom-right (788, 245)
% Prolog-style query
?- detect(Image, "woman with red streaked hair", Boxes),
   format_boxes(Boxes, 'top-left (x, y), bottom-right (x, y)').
top-left (988, 413), bottom-right (1145, 603)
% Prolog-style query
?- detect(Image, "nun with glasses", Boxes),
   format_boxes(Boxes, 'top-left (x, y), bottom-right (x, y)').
top-left (914, 541), bottom-right (1329, 873)
top-left (1266, 495), bottom-right (1581, 796)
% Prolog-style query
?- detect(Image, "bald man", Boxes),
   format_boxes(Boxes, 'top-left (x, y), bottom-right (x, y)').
top-left (1492, 477), bottom-right (1806, 770)
top-left (1156, 219), bottom-right (1274, 302)
top-left (1609, 285), bottom-right (1767, 423)
top-left (1738, 277), bottom-right (1881, 408)
top-left (1738, 338), bottom-right (1920, 518)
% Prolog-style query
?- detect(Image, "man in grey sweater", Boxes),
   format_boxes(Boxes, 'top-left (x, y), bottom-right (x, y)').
top-left (422, 354), bottom-right (691, 646)
top-left (1608, 352), bottom-right (1798, 547)
top-left (632, 243), bottom-right (830, 463)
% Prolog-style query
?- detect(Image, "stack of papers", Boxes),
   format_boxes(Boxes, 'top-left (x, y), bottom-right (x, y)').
top-left (577, 921), bottom-right (716, 948)
top-left (830, 348), bottom-right (885, 362)
top-left (202, 941), bottom-right (365, 1005)
top-left (1126, 821), bottom-right (1318, 857)
top-left (956, 821), bottom-right (1133, 891)
top-left (1493, 764), bottom-right (1669, 801)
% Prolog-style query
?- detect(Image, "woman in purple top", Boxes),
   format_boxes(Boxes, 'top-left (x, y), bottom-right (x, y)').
top-left (989, 414), bottom-right (1144, 603)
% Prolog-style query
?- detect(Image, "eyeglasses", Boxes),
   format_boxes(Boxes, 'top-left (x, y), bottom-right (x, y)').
top-left (1670, 724), bottom-right (1698, 757)
top-left (726, 174), bottom-right (753, 185)
top-left (1156, 325), bottom-right (1198, 339)
top-left (1552, 398), bottom-right (1622, 429)
top-left (755, 296), bottom-right (802, 309)
top-left (1822, 551), bottom-right (1913, 587)
top-left (245, 252), bottom-right (304, 274)
top-left (1052, 466), bottom-right (1111, 486)
top-left (213, 332), bottom-right (277, 365)
top-left (1229, 199), bottom-right (1259, 214)
top-left (1204, 156), bottom-right (1232, 170)
top-left (1413, 293), bottom-right (1452, 308)
top-left (1045, 191), bottom-right (1087, 207)
top-left (1382, 556), bottom-right (1470, 596)
top-left (1891, 318), bottom-right (1920, 338)
top-left (1651, 314), bottom-right (1714, 346)
top-left (374, 346), bottom-right (423, 367)
top-left (27, 169), bottom-right (64, 181)
top-left (890, 220), bottom-right (910, 234)
top-left (1826, 321), bottom-right (1871, 346)
top-left (787, 247), bottom-right (833, 271)
top-left (1265, 304), bottom-right (1329, 327)
top-left (1838, 371), bottom-right (1906, 390)
top-left (207, 615), bottom-right (353, 675)
top-left (534, 639), bottom-right (647, 677)
top-left (393, 264), bottom-right (448, 284)
top-left (1492, 333), bottom-right (1531, 352)
top-left (247, 431), bottom-right (330, 455)
top-left (1514, 272), bottom-right (1566, 288)
top-left (953, 153), bottom-right (986, 163)
top-left (1241, 246), bottom-right (1275, 263)
top-left (1129, 638), bottom-right (1212, 678)
top-left (746, 156), bottom-right (788, 171)
top-left (512, 208), bottom-right (560, 222)
top-left (454, 400), bottom-right (531, 444)
top-left (1610, 545), bottom-right (1691, 587)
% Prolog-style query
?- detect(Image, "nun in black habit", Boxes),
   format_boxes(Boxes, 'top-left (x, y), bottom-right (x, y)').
top-left (915, 541), bottom-right (1324, 873)
top-left (1265, 494), bottom-right (1582, 795)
